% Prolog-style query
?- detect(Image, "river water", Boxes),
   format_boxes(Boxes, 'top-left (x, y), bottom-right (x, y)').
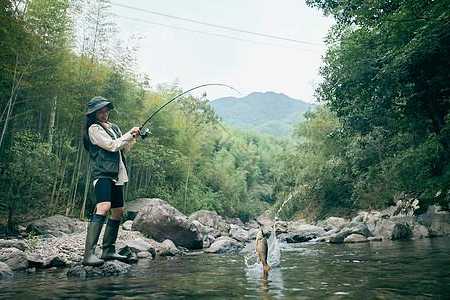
top-left (1, 237), bottom-right (449, 299)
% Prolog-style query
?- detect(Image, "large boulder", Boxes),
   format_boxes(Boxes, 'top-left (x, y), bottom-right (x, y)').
top-left (0, 262), bottom-right (13, 280)
top-left (279, 224), bottom-right (326, 243)
top-left (132, 199), bottom-right (203, 249)
top-left (204, 237), bottom-right (243, 254)
top-left (0, 248), bottom-right (28, 271)
top-left (418, 205), bottom-right (450, 237)
top-left (189, 210), bottom-right (230, 235)
top-left (26, 215), bottom-right (86, 237)
top-left (373, 218), bottom-right (412, 240)
top-left (256, 212), bottom-right (274, 228)
top-left (125, 198), bottom-right (158, 220)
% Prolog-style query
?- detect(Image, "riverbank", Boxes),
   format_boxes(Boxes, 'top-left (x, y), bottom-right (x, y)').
top-left (0, 198), bottom-right (449, 279)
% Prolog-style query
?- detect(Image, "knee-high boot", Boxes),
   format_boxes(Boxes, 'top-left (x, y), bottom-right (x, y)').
top-left (101, 218), bottom-right (127, 261)
top-left (82, 214), bottom-right (105, 266)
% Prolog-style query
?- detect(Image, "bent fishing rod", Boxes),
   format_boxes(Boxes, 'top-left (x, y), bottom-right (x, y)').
top-left (138, 83), bottom-right (239, 139)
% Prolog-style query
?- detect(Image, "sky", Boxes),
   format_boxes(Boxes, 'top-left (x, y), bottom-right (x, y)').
top-left (110, 0), bottom-right (333, 103)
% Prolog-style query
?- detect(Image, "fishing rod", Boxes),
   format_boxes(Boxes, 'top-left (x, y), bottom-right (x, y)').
top-left (138, 83), bottom-right (239, 139)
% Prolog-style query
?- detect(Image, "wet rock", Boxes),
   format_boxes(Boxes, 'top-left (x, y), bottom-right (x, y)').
top-left (0, 247), bottom-right (28, 270)
top-left (344, 234), bottom-right (368, 243)
top-left (418, 205), bottom-right (450, 237)
top-left (132, 199), bottom-right (203, 250)
top-left (367, 236), bottom-right (382, 242)
top-left (189, 210), bottom-right (230, 235)
top-left (67, 261), bottom-right (131, 278)
top-left (229, 224), bottom-right (249, 242)
top-left (26, 215), bottom-right (86, 237)
top-left (117, 247), bottom-right (139, 264)
top-left (0, 239), bottom-right (26, 251)
top-left (0, 262), bottom-right (13, 280)
top-left (204, 237), bottom-right (243, 254)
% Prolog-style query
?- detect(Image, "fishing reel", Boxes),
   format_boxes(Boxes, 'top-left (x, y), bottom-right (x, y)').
top-left (139, 127), bottom-right (151, 139)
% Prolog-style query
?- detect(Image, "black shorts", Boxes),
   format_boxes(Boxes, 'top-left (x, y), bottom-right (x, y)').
top-left (94, 178), bottom-right (124, 208)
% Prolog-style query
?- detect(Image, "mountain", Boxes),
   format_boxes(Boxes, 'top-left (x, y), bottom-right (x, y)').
top-left (210, 91), bottom-right (317, 136)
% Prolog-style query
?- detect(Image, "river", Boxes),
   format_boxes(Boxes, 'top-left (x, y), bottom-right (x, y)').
top-left (1, 237), bottom-right (449, 299)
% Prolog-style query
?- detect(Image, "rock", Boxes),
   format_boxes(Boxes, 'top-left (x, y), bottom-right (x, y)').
top-left (137, 251), bottom-right (150, 259)
top-left (279, 225), bottom-right (326, 243)
top-left (229, 224), bottom-right (249, 242)
top-left (201, 234), bottom-right (216, 249)
top-left (248, 228), bottom-right (259, 240)
top-left (122, 220), bottom-right (133, 231)
top-left (0, 262), bottom-right (13, 280)
top-left (158, 239), bottom-right (180, 257)
top-left (344, 234), bottom-right (368, 243)
top-left (117, 247), bottom-right (139, 264)
top-left (191, 220), bottom-right (221, 238)
top-left (120, 238), bottom-right (156, 255)
top-left (412, 224), bottom-right (429, 239)
top-left (317, 217), bottom-right (349, 231)
top-left (367, 236), bottom-right (382, 242)
top-left (225, 217), bottom-right (245, 227)
top-left (256, 212), bottom-right (274, 228)
top-left (27, 253), bottom-right (67, 268)
top-left (132, 199), bottom-right (203, 249)
top-left (418, 205), bottom-right (450, 237)
top-left (26, 215), bottom-right (86, 237)
top-left (0, 239), bottom-right (26, 251)
top-left (0, 248), bottom-right (28, 271)
top-left (374, 218), bottom-right (412, 240)
top-left (67, 261), bottom-right (131, 278)
top-left (125, 198), bottom-right (158, 220)
top-left (245, 220), bottom-right (260, 230)
top-left (189, 210), bottom-right (230, 235)
top-left (328, 223), bottom-right (372, 244)
top-left (204, 237), bottom-right (243, 254)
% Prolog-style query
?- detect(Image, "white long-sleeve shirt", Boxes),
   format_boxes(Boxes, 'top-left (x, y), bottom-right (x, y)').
top-left (88, 122), bottom-right (136, 187)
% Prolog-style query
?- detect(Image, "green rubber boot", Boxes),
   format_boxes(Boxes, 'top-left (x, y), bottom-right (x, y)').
top-left (82, 214), bottom-right (105, 266)
top-left (101, 219), bottom-right (127, 262)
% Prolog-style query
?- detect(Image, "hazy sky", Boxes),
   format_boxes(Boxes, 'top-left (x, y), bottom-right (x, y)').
top-left (110, 0), bottom-right (333, 103)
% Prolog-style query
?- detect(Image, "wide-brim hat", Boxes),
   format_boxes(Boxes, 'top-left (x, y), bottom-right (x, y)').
top-left (86, 96), bottom-right (114, 115)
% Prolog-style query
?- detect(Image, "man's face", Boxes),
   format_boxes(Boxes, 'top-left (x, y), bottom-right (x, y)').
top-left (96, 106), bottom-right (110, 123)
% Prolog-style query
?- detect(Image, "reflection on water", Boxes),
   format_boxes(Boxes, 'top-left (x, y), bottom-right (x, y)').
top-left (1, 237), bottom-right (450, 299)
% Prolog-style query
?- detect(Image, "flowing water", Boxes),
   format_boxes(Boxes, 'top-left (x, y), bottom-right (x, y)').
top-left (2, 237), bottom-right (450, 299)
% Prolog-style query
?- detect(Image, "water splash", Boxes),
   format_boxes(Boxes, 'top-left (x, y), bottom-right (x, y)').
top-left (245, 226), bottom-right (281, 271)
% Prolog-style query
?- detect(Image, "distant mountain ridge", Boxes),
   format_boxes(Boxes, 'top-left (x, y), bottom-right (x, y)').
top-left (210, 91), bottom-right (316, 136)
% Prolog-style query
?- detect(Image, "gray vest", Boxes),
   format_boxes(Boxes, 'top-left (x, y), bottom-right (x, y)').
top-left (88, 122), bottom-right (128, 181)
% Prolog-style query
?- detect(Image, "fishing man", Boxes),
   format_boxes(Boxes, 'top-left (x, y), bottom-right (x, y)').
top-left (82, 96), bottom-right (141, 266)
